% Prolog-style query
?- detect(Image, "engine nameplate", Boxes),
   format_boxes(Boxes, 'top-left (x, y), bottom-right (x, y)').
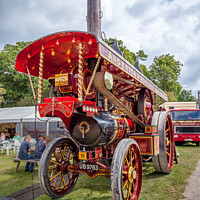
top-left (55, 73), bottom-right (68, 86)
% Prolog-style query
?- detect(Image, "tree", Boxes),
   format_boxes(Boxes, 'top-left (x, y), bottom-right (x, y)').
top-left (0, 42), bottom-right (50, 107)
top-left (136, 50), bottom-right (148, 61)
top-left (105, 38), bottom-right (148, 66)
top-left (0, 83), bottom-right (7, 103)
top-left (178, 89), bottom-right (197, 102)
top-left (149, 54), bottom-right (183, 96)
top-left (0, 42), bottom-right (32, 107)
top-left (140, 64), bottom-right (150, 79)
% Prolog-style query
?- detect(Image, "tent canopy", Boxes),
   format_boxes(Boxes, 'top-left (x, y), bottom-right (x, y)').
top-left (0, 106), bottom-right (61, 123)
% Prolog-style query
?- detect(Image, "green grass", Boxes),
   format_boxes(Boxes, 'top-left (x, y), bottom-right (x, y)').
top-left (140, 144), bottom-right (200, 200)
top-left (1, 144), bottom-right (200, 200)
top-left (0, 153), bottom-right (39, 196)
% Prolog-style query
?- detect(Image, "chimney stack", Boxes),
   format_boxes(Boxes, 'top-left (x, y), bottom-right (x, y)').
top-left (87, 0), bottom-right (102, 37)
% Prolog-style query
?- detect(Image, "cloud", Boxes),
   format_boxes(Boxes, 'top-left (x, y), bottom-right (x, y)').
top-left (0, 0), bottom-right (86, 48)
top-left (1, 0), bottom-right (200, 97)
top-left (181, 52), bottom-right (200, 86)
top-left (126, 1), bottom-right (154, 18)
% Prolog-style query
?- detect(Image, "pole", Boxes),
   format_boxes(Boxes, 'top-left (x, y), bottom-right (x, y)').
top-left (198, 90), bottom-right (200, 109)
top-left (87, 0), bottom-right (102, 37)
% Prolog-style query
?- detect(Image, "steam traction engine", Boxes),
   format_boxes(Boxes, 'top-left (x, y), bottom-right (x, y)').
top-left (15, 31), bottom-right (174, 199)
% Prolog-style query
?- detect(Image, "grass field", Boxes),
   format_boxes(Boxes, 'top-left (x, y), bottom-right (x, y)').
top-left (0, 144), bottom-right (200, 200)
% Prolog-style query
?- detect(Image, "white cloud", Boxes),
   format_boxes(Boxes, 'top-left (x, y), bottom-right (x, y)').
top-left (0, 0), bottom-right (200, 97)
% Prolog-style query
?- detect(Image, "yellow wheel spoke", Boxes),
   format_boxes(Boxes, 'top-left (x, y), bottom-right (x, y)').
top-left (53, 176), bottom-right (58, 188)
top-left (128, 182), bottom-right (131, 193)
top-left (123, 180), bottom-right (128, 190)
top-left (48, 167), bottom-right (57, 172)
top-left (69, 154), bottom-right (74, 160)
top-left (63, 174), bottom-right (66, 187)
top-left (131, 149), bottom-right (135, 162)
top-left (129, 190), bottom-right (132, 198)
top-left (50, 159), bottom-right (61, 166)
top-left (63, 146), bottom-right (66, 156)
top-left (49, 171), bottom-right (61, 181)
top-left (166, 151), bottom-right (170, 156)
top-left (123, 170), bottom-right (128, 174)
top-left (130, 150), bottom-right (133, 166)
top-left (58, 173), bottom-right (65, 189)
top-left (66, 150), bottom-right (71, 160)
top-left (64, 146), bottom-right (71, 159)
top-left (165, 128), bottom-right (169, 133)
top-left (126, 182), bottom-right (130, 200)
top-left (53, 152), bottom-right (60, 162)
top-left (67, 172), bottom-right (71, 183)
top-left (59, 147), bottom-right (65, 161)
top-left (125, 156), bottom-right (130, 167)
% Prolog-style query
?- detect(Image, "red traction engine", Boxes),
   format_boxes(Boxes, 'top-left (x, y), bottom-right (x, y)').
top-left (15, 31), bottom-right (174, 199)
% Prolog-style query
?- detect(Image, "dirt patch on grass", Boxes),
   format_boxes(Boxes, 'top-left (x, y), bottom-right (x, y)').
top-left (181, 160), bottom-right (200, 200)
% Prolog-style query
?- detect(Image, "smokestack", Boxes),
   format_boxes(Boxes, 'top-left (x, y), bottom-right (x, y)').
top-left (87, 0), bottom-right (102, 37)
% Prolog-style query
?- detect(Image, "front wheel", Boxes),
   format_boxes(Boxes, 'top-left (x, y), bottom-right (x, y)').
top-left (111, 139), bottom-right (142, 200)
top-left (39, 138), bottom-right (79, 199)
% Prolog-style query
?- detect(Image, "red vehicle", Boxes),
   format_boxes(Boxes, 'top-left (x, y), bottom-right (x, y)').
top-left (171, 109), bottom-right (200, 146)
top-left (14, 1), bottom-right (174, 199)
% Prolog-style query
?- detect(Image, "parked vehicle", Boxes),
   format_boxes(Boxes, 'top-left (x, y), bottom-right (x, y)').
top-left (171, 109), bottom-right (200, 146)
top-left (160, 102), bottom-right (196, 111)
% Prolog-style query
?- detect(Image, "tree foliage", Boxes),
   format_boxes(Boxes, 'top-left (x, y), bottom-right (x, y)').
top-left (178, 89), bottom-right (197, 102)
top-left (0, 42), bottom-right (32, 107)
top-left (0, 83), bottom-right (7, 103)
top-left (0, 39), bottom-right (196, 108)
top-left (105, 38), bottom-right (148, 66)
top-left (139, 64), bottom-right (150, 79)
top-left (149, 54), bottom-right (182, 93)
top-left (0, 42), bottom-right (50, 107)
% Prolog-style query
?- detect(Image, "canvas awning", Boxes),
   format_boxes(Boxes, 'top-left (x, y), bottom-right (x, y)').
top-left (0, 106), bottom-right (61, 123)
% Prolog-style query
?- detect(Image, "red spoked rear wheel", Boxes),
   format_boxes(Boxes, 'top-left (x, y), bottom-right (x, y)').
top-left (152, 111), bottom-right (174, 173)
top-left (137, 88), bottom-right (154, 125)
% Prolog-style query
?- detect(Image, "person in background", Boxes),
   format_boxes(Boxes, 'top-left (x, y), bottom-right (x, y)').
top-left (18, 134), bottom-right (35, 172)
top-left (13, 132), bottom-right (21, 141)
top-left (0, 132), bottom-right (5, 140)
top-left (34, 134), bottom-right (46, 160)
top-left (5, 132), bottom-right (10, 140)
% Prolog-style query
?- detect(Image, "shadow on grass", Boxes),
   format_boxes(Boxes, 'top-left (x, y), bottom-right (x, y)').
top-left (37, 175), bottom-right (111, 200)
top-left (0, 161), bottom-right (39, 197)
top-left (70, 174), bottom-right (111, 192)
top-left (142, 162), bottom-right (172, 180)
top-left (176, 142), bottom-right (200, 147)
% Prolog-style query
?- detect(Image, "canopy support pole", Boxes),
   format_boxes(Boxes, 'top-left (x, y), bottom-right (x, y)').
top-left (38, 48), bottom-right (44, 104)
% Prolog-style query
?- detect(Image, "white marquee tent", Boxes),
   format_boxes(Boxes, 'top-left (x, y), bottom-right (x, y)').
top-left (0, 106), bottom-right (59, 123)
top-left (0, 106), bottom-right (62, 137)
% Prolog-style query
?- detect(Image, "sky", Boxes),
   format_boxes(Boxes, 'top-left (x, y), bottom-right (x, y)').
top-left (0, 0), bottom-right (200, 97)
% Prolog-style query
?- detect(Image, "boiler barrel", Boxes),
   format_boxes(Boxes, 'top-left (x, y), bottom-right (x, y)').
top-left (70, 113), bottom-right (126, 147)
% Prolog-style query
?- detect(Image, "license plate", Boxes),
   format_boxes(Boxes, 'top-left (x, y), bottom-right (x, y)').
top-left (79, 152), bottom-right (87, 160)
top-left (55, 73), bottom-right (68, 86)
top-left (184, 139), bottom-right (193, 141)
top-left (79, 163), bottom-right (99, 171)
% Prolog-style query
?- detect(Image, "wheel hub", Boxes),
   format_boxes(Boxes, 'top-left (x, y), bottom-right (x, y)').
top-left (60, 161), bottom-right (69, 174)
top-left (128, 166), bottom-right (136, 183)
